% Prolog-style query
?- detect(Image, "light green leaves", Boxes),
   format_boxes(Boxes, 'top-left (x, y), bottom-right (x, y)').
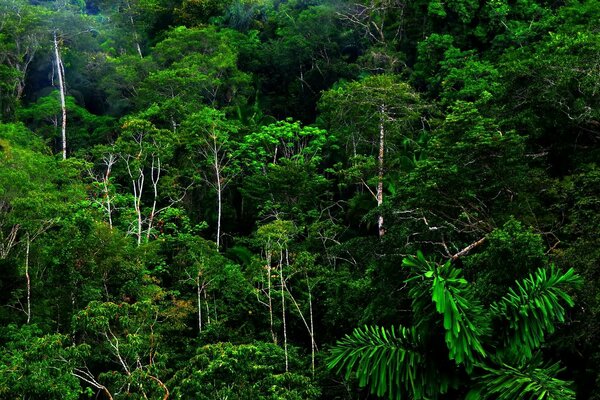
top-left (237, 118), bottom-right (329, 172)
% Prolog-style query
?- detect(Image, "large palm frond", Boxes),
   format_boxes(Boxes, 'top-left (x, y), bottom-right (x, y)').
top-left (403, 252), bottom-right (489, 371)
top-left (328, 325), bottom-right (447, 400)
top-left (467, 354), bottom-right (575, 400)
top-left (490, 265), bottom-right (582, 360)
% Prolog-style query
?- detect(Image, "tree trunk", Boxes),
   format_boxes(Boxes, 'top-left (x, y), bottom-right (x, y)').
top-left (197, 277), bottom-right (202, 333)
top-left (214, 139), bottom-right (222, 251)
top-left (53, 31), bottom-right (67, 160)
top-left (307, 272), bottom-right (315, 377)
top-left (25, 234), bottom-right (31, 324)
top-left (146, 156), bottom-right (161, 243)
top-left (133, 170), bottom-right (144, 246)
top-left (266, 250), bottom-right (276, 343)
top-left (103, 155), bottom-right (116, 230)
top-left (280, 249), bottom-right (288, 372)
top-left (204, 289), bottom-right (211, 325)
top-left (125, 0), bottom-right (143, 58)
top-left (377, 104), bottom-right (386, 237)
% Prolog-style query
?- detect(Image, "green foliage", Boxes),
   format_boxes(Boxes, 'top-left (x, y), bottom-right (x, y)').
top-left (170, 342), bottom-right (320, 399)
top-left (238, 119), bottom-right (329, 171)
top-left (328, 251), bottom-right (580, 400)
top-left (0, 324), bottom-right (83, 399)
top-left (491, 266), bottom-right (582, 361)
top-left (404, 252), bottom-right (489, 370)
top-left (139, 25), bottom-right (253, 116)
top-left (2, 0), bottom-right (600, 398)
top-left (328, 325), bottom-right (431, 400)
top-left (466, 218), bottom-right (548, 303)
top-left (18, 92), bottom-right (114, 152)
top-left (469, 355), bottom-right (575, 400)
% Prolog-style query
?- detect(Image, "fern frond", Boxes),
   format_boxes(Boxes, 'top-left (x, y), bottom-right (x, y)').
top-left (468, 354), bottom-right (575, 400)
top-left (403, 252), bottom-right (489, 371)
top-left (490, 265), bottom-right (582, 360)
top-left (328, 325), bottom-right (433, 400)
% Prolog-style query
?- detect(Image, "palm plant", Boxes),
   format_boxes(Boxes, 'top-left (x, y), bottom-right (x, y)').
top-left (328, 251), bottom-right (581, 399)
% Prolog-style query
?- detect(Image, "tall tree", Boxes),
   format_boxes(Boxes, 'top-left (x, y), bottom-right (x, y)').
top-left (320, 74), bottom-right (423, 237)
top-left (182, 107), bottom-right (240, 251)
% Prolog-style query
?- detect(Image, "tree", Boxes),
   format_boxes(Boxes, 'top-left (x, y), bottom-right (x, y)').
top-left (18, 92), bottom-right (113, 154)
top-left (72, 301), bottom-right (170, 399)
top-left (137, 25), bottom-right (253, 125)
top-left (168, 342), bottom-right (320, 400)
top-left (114, 118), bottom-right (178, 245)
top-left (35, 0), bottom-right (100, 158)
top-left (237, 118), bottom-right (332, 222)
top-left (0, 0), bottom-right (46, 118)
top-left (320, 74), bottom-right (423, 237)
top-left (0, 324), bottom-right (83, 399)
top-left (328, 251), bottom-right (582, 399)
top-left (94, 0), bottom-right (166, 58)
top-left (182, 107), bottom-right (240, 251)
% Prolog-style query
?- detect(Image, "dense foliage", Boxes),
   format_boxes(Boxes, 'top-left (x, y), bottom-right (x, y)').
top-left (0, 0), bottom-right (598, 399)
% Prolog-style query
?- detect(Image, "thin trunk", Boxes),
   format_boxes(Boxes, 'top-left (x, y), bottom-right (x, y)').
top-left (280, 249), bottom-right (288, 372)
top-left (125, 0), bottom-right (143, 58)
top-left (105, 182), bottom-right (113, 230)
top-left (267, 250), bottom-right (276, 343)
top-left (103, 156), bottom-right (115, 230)
top-left (53, 31), bottom-right (67, 160)
top-left (197, 277), bottom-right (202, 334)
top-left (377, 104), bottom-right (386, 237)
top-left (284, 283), bottom-right (317, 375)
top-left (103, 271), bottom-right (110, 301)
top-left (25, 234), bottom-right (31, 324)
top-left (214, 138), bottom-right (222, 251)
top-left (307, 272), bottom-right (315, 377)
top-left (204, 290), bottom-right (210, 324)
top-left (133, 170), bottom-right (144, 246)
top-left (146, 156), bottom-right (160, 242)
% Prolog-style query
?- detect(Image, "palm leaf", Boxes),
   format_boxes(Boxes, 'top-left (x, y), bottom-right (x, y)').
top-left (328, 325), bottom-right (439, 400)
top-left (403, 252), bottom-right (489, 371)
top-left (490, 265), bottom-right (582, 360)
top-left (467, 354), bottom-right (575, 400)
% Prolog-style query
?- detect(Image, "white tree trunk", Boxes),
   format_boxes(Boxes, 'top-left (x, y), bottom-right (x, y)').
top-left (307, 272), bottom-right (315, 377)
top-left (146, 156), bottom-right (161, 242)
top-left (214, 138), bottom-right (222, 251)
top-left (267, 250), bottom-right (276, 343)
top-left (125, 0), bottom-right (143, 58)
top-left (280, 250), bottom-right (288, 372)
top-left (53, 31), bottom-right (67, 160)
top-left (197, 277), bottom-right (202, 334)
top-left (25, 234), bottom-right (31, 324)
top-left (377, 104), bottom-right (386, 237)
